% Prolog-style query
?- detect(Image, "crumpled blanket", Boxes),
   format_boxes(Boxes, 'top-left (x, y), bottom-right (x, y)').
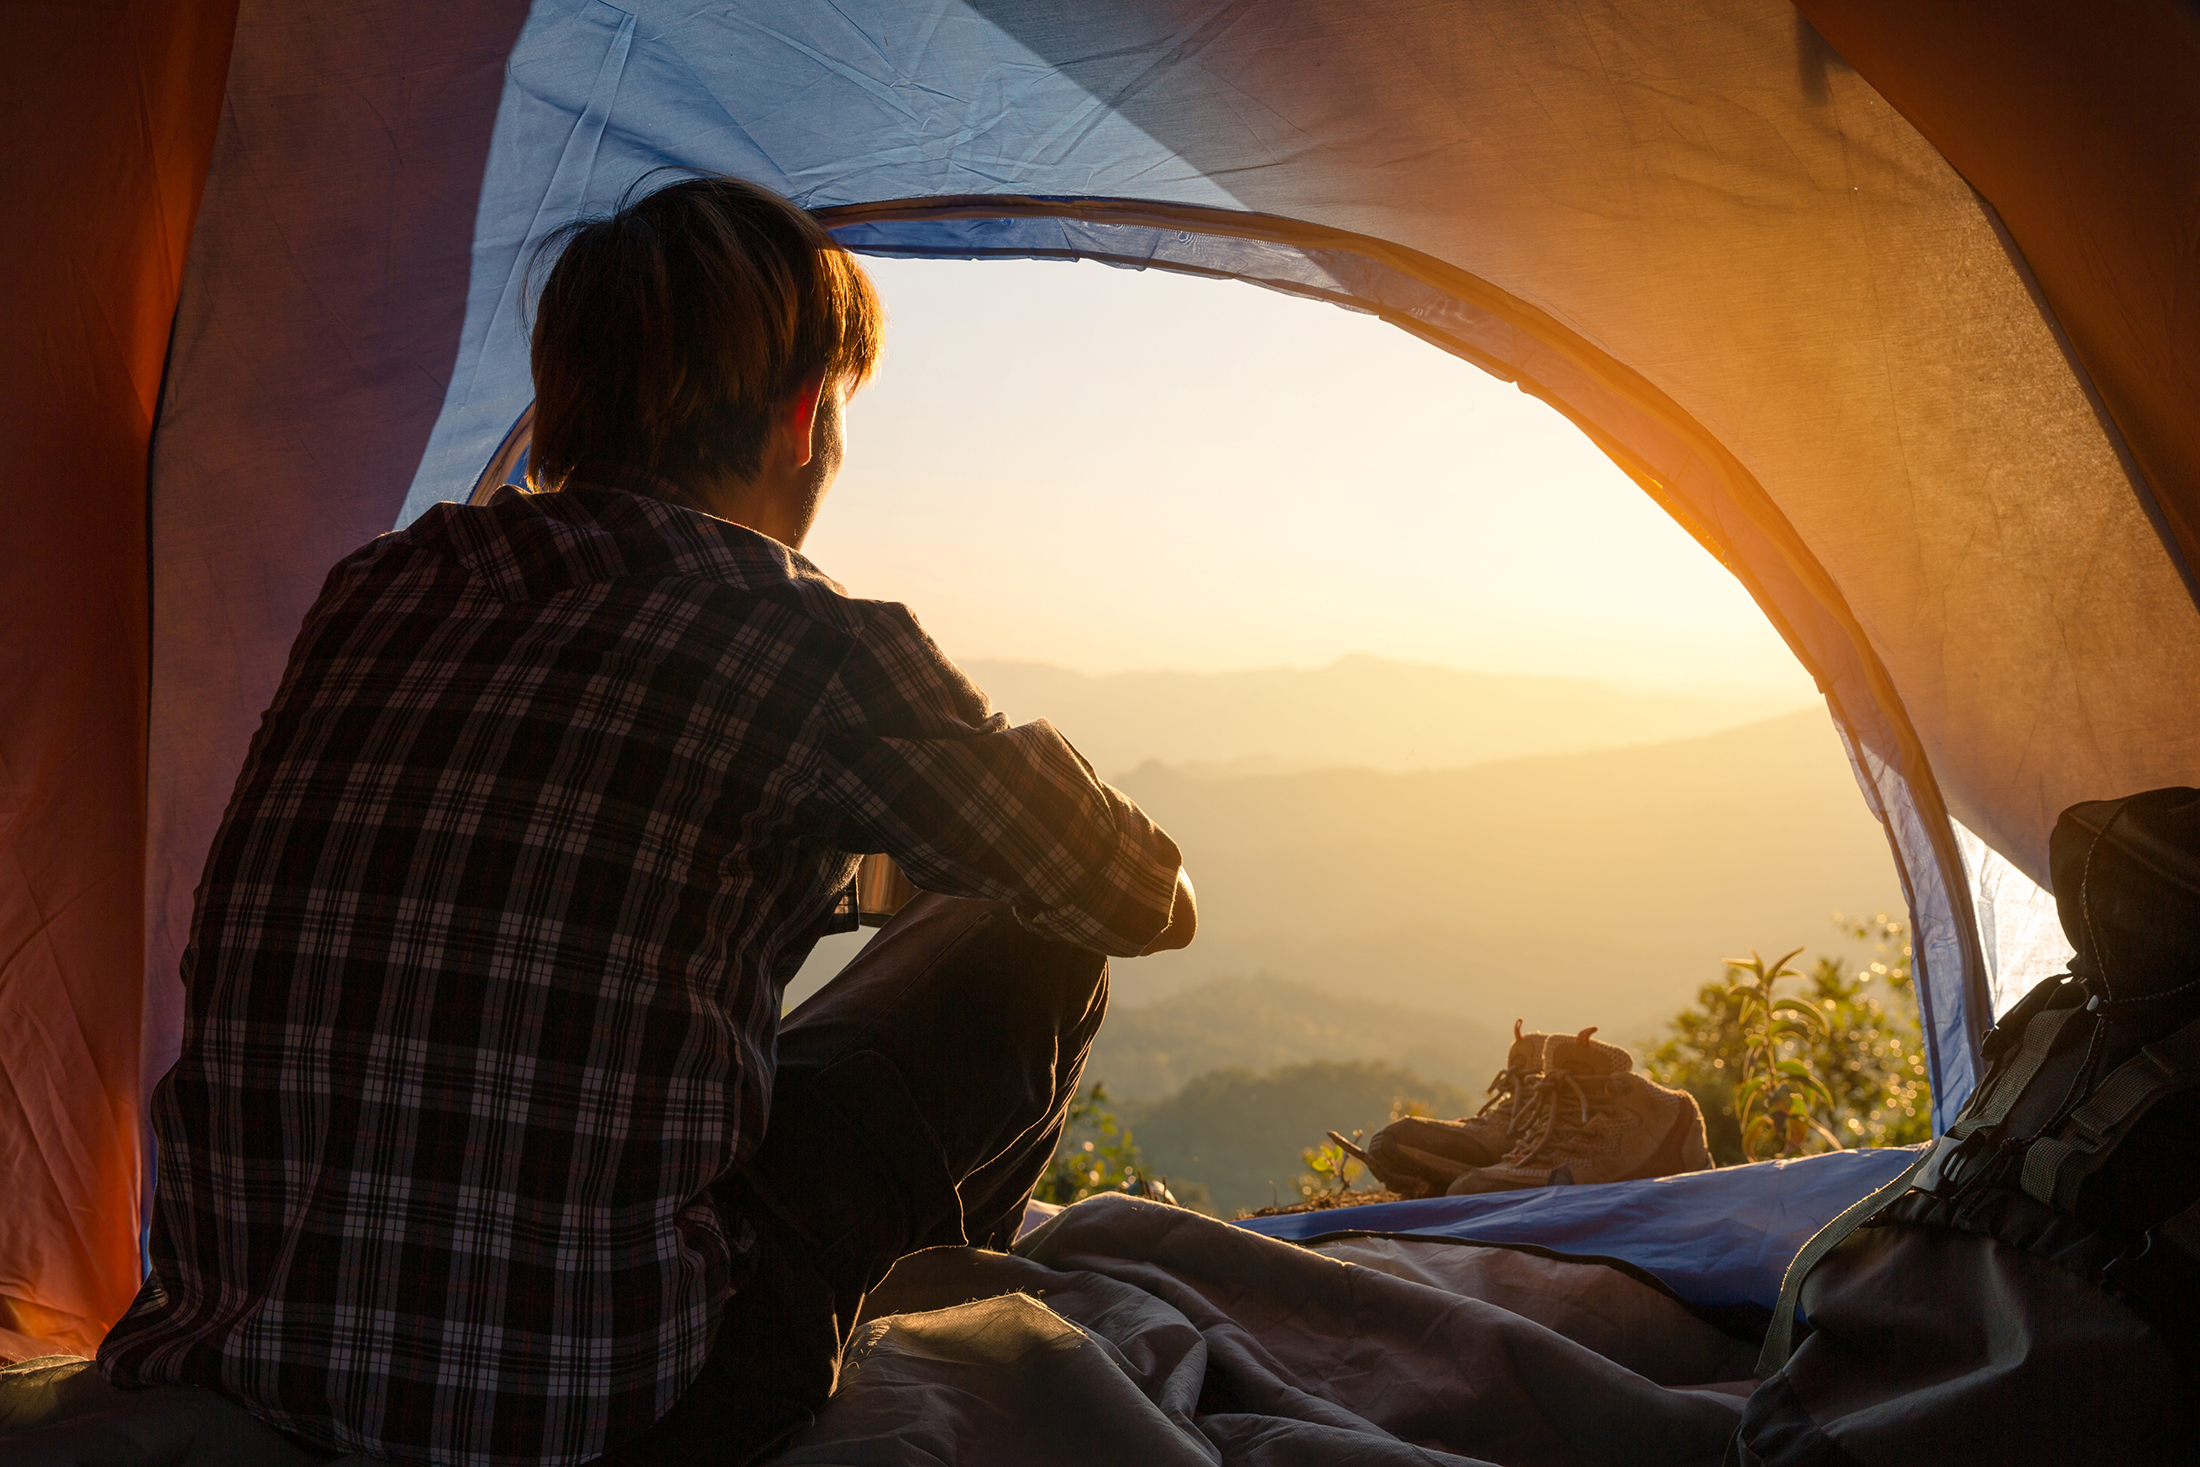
top-left (775, 1193), bottom-right (1757, 1467)
top-left (0, 1194), bottom-right (1760, 1466)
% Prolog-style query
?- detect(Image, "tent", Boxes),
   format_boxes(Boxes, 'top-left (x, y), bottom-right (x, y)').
top-left (5, 0), bottom-right (2196, 1361)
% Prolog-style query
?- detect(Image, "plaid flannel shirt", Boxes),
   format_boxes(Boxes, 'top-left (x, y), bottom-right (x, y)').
top-left (99, 484), bottom-right (1183, 1466)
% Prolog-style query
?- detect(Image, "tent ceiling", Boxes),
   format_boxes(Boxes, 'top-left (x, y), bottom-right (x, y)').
top-left (1798, 0), bottom-right (2200, 595)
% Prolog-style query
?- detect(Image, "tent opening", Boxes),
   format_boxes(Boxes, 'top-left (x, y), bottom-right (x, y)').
top-left (476, 247), bottom-right (1971, 1213)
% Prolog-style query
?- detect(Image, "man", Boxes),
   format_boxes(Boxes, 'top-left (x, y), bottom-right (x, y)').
top-left (98, 176), bottom-right (1196, 1466)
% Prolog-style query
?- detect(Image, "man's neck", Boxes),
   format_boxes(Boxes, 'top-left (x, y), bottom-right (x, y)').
top-left (669, 476), bottom-right (813, 550)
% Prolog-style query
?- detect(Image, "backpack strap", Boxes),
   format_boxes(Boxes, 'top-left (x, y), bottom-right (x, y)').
top-left (1914, 1003), bottom-right (2083, 1190)
top-left (2019, 1007), bottom-right (2200, 1212)
top-left (1753, 1142), bottom-right (1940, 1377)
top-left (1755, 1000), bottom-right (2078, 1378)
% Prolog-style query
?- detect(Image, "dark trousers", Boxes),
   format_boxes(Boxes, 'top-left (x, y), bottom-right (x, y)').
top-left (594, 893), bottom-right (1109, 1465)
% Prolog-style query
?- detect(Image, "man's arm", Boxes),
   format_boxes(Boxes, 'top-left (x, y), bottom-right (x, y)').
top-left (802, 602), bottom-right (1189, 957)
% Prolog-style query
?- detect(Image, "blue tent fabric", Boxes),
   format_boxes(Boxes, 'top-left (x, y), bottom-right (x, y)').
top-left (392, 0), bottom-right (1240, 532)
top-left (1239, 1146), bottom-right (1925, 1319)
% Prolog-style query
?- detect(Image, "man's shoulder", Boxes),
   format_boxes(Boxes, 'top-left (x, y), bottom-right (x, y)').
top-left (398, 485), bottom-right (871, 636)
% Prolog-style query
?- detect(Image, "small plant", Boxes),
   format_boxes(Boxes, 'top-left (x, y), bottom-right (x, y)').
top-left (1723, 947), bottom-right (1841, 1160)
top-left (1294, 1132), bottom-right (1365, 1200)
top-left (1649, 915), bottom-right (1930, 1164)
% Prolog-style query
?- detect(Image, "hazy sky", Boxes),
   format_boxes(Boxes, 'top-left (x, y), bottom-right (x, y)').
top-left (802, 255), bottom-right (1817, 698)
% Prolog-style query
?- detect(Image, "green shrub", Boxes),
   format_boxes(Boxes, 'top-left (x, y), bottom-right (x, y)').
top-left (1647, 914), bottom-right (1930, 1165)
top-left (1036, 1083), bottom-right (1199, 1208)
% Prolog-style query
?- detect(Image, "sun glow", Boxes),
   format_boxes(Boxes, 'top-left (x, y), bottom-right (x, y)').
top-left (804, 255), bottom-right (1815, 701)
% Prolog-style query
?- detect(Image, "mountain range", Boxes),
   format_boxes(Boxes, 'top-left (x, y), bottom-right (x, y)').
top-left (1120, 1058), bottom-right (1486, 1217)
top-left (1084, 974), bottom-right (1504, 1101)
top-left (1107, 707), bottom-right (1906, 1039)
top-left (962, 655), bottom-right (1806, 777)
top-left (783, 658), bottom-right (1902, 1050)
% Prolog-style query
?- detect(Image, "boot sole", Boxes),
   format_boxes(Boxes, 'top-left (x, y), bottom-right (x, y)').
top-left (1447, 1099), bottom-right (1711, 1195)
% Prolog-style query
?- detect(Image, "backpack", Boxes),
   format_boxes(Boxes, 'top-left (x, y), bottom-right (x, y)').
top-left (1735, 787), bottom-right (2200, 1467)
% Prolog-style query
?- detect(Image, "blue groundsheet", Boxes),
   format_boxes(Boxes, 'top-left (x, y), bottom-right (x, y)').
top-left (1237, 1145), bottom-right (1923, 1318)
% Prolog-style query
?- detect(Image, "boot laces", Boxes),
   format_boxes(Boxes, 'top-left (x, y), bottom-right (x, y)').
top-left (1501, 1070), bottom-right (1626, 1165)
top-left (1475, 1066), bottom-right (1533, 1126)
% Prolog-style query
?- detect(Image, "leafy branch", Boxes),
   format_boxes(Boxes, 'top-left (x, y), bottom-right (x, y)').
top-left (1725, 948), bottom-right (1844, 1161)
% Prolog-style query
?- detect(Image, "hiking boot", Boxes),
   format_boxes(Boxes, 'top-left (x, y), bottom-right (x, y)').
top-left (1349, 1021), bottom-right (1569, 1197)
top-left (1445, 1028), bottom-right (1712, 1195)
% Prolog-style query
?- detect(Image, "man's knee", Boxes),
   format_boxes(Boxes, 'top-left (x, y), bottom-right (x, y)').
top-left (1005, 923), bottom-right (1108, 1040)
top-left (768, 894), bottom-right (1110, 1181)
top-left (946, 899), bottom-right (1108, 1019)
top-left (863, 893), bottom-right (1107, 1040)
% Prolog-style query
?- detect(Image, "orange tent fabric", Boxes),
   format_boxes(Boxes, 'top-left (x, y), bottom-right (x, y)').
top-left (1798, 0), bottom-right (2200, 586)
top-left (0, 0), bottom-right (235, 1359)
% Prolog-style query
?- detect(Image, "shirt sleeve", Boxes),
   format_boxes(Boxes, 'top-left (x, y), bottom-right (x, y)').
top-left (800, 602), bottom-right (1183, 955)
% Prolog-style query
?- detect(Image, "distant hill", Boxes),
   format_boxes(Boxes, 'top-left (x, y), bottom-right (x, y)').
top-left (783, 708), bottom-right (1904, 1040)
top-left (1121, 1059), bottom-right (1485, 1217)
top-left (963, 655), bottom-right (1806, 777)
top-left (780, 660), bottom-right (1902, 1052)
top-left (1108, 709), bottom-right (1906, 1041)
top-left (1084, 974), bottom-right (1505, 1101)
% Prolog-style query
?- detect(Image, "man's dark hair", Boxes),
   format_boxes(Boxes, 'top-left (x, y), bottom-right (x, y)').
top-left (527, 176), bottom-right (883, 492)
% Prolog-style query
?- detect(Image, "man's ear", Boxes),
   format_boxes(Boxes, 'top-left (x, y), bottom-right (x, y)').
top-left (782, 369), bottom-right (829, 470)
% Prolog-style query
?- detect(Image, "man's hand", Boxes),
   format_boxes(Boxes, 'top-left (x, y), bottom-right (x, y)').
top-left (1138, 868), bottom-right (1199, 955)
